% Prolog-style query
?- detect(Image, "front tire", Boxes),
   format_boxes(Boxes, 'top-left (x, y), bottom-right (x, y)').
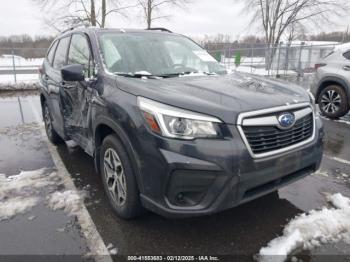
top-left (43, 102), bottom-right (63, 145)
top-left (100, 134), bottom-right (143, 219)
top-left (318, 85), bottom-right (350, 119)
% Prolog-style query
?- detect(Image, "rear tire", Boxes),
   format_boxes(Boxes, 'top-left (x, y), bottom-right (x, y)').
top-left (43, 102), bottom-right (63, 145)
top-left (100, 134), bottom-right (143, 219)
top-left (318, 85), bottom-right (350, 119)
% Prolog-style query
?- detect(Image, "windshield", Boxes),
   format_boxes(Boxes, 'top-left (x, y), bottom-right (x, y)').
top-left (98, 32), bottom-right (227, 77)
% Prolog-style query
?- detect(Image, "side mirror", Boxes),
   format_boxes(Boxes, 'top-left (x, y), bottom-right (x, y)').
top-left (61, 64), bottom-right (85, 82)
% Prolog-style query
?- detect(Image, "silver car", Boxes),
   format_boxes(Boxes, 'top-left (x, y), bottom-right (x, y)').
top-left (311, 43), bottom-right (350, 119)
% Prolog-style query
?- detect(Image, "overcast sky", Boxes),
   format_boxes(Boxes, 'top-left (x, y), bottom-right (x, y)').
top-left (0, 0), bottom-right (349, 38)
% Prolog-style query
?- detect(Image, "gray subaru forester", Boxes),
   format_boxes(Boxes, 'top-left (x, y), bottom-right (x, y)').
top-left (39, 27), bottom-right (324, 219)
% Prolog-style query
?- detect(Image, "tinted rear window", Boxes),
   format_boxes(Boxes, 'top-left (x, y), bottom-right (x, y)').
top-left (53, 37), bottom-right (70, 69)
top-left (343, 51), bottom-right (350, 60)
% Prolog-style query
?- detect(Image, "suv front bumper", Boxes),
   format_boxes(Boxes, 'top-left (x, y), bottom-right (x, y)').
top-left (138, 118), bottom-right (324, 218)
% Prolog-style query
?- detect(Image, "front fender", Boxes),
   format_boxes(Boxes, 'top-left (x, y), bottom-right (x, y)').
top-left (93, 115), bottom-right (144, 193)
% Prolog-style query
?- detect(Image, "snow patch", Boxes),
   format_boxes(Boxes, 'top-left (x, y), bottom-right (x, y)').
top-left (335, 42), bottom-right (350, 52)
top-left (329, 193), bottom-right (350, 209)
top-left (0, 169), bottom-right (58, 220)
top-left (48, 190), bottom-right (85, 216)
top-left (234, 66), bottom-right (298, 76)
top-left (258, 193), bottom-right (350, 262)
top-left (0, 57), bottom-right (43, 67)
top-left (0, 169), bottom-right (58, 201)
top-left (0, 169), bottom-right (85, 220)
top-left (106, 243), bottom-right (118, 255)
top-left (28, 215), bottom-right (36, 221)
top-left (0, 74), bottom-right (39, 90)
top-left (0, 196), bottom-right (39, 221)
top-left (109, 248), bottom-right (118, 255)
top-left (313, 170), bottom-right (329, 177)
top-left (179, 72), bottom-right (208, 77)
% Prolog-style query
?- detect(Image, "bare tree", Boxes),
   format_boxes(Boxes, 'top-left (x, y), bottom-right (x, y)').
top-left (238, 0), bottom-right (348, 69)
top-left (137, 0), bottom-right (190, 29)
top-left (34, 0), bottom-right (134, 31)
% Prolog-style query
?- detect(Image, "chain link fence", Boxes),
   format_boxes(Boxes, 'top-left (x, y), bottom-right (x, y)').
top-left (0, 42), bottom-right (341, 89)
top-left (206, 42), bottom-right (339, 75)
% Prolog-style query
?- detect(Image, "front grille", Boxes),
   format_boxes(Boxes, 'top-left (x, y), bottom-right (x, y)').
top-left (242, 113), bottom-right (313, 154)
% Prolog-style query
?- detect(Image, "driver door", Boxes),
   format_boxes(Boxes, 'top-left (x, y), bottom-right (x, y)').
top-left (61, 33), bottom-right (94, 152)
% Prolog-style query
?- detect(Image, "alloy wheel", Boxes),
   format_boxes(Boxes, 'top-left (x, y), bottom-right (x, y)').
top-left (320, 89), bottom-right (342, 114)
top-left (103, 148), bottom-right (127, 206)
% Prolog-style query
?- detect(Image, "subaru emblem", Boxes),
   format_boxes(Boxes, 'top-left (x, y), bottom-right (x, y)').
top-left (277, 112), bottom-right (295, 129)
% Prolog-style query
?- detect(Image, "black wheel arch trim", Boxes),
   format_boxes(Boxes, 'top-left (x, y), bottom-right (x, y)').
top-left (93, 116), bottom-right (144, 193)
top-left (39, 90), bottom-right (69, 140)
top-left (39, 91), bottom-right (49, 111)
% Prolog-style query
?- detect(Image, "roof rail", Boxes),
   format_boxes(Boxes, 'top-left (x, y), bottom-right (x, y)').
top-left (147, 28), bottom-right (172, 33)
top-left (61, 23), bottom-right (90, 34)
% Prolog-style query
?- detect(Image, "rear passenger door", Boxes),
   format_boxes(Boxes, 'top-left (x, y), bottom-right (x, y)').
top-left (47, 36), bottom-right (71, 137)
top-left (62, 33), bottom-right (94, 150)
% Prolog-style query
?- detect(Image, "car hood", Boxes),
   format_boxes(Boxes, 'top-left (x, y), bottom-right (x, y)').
top-left (115, 72), bottom-right (310, 124)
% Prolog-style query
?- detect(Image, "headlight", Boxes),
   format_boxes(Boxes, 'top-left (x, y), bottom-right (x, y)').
top-left (307, 90), bottom-right (318, 115)
top-left (307, 90), bottom-right (316, 105)
top-left (138, 97), bottom-right (222, 139)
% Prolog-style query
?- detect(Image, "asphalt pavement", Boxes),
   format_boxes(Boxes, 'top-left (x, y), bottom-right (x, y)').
top-left (0, 90), bottom-right (349, 262)
top-left (0, 91), bottom-right (90, 261)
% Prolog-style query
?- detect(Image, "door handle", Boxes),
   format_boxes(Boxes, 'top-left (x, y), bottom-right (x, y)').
top-left (60, 81), bottom-right (76, 89)
top-left (343, 65), bottom-right (350, 71)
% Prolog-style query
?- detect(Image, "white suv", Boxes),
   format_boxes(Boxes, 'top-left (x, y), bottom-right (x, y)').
top-left (311, 43), bottom-right (350, 119)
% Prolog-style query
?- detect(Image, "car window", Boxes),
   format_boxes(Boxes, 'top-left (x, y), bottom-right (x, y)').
top-left (163, 41), bottom-right (210, 73)
top-left (343, 51), bottom-right (350, 60)
top-left (47, 41), bottom-right (58, 65)
top-left (101, 38), bottom-right (122, 69)
top-left (98, 33), bottom-right (226, 76)
top-left (68, 34), bottom-right (91, 65)
top-left (53, 37), bottom-right (70, 69)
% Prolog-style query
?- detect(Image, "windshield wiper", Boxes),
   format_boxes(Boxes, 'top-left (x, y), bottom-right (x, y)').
top-left (114, 71), bottom-right (219, 79)
top-left (158, 71), bottom-right (199, 78)
top-left (114, 72), bottom-right (160, 79)
top-left (203, 72), bottom-right (217, 75)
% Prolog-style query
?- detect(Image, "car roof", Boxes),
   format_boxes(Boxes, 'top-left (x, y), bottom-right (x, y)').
top-left (58, 27), bottom-right (175, 38)
top-left (334, 42), bottom-right (350, 53)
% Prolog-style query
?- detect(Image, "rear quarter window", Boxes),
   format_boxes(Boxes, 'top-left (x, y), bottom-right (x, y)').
top-left (343, 51), bottom-right (350, 60)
